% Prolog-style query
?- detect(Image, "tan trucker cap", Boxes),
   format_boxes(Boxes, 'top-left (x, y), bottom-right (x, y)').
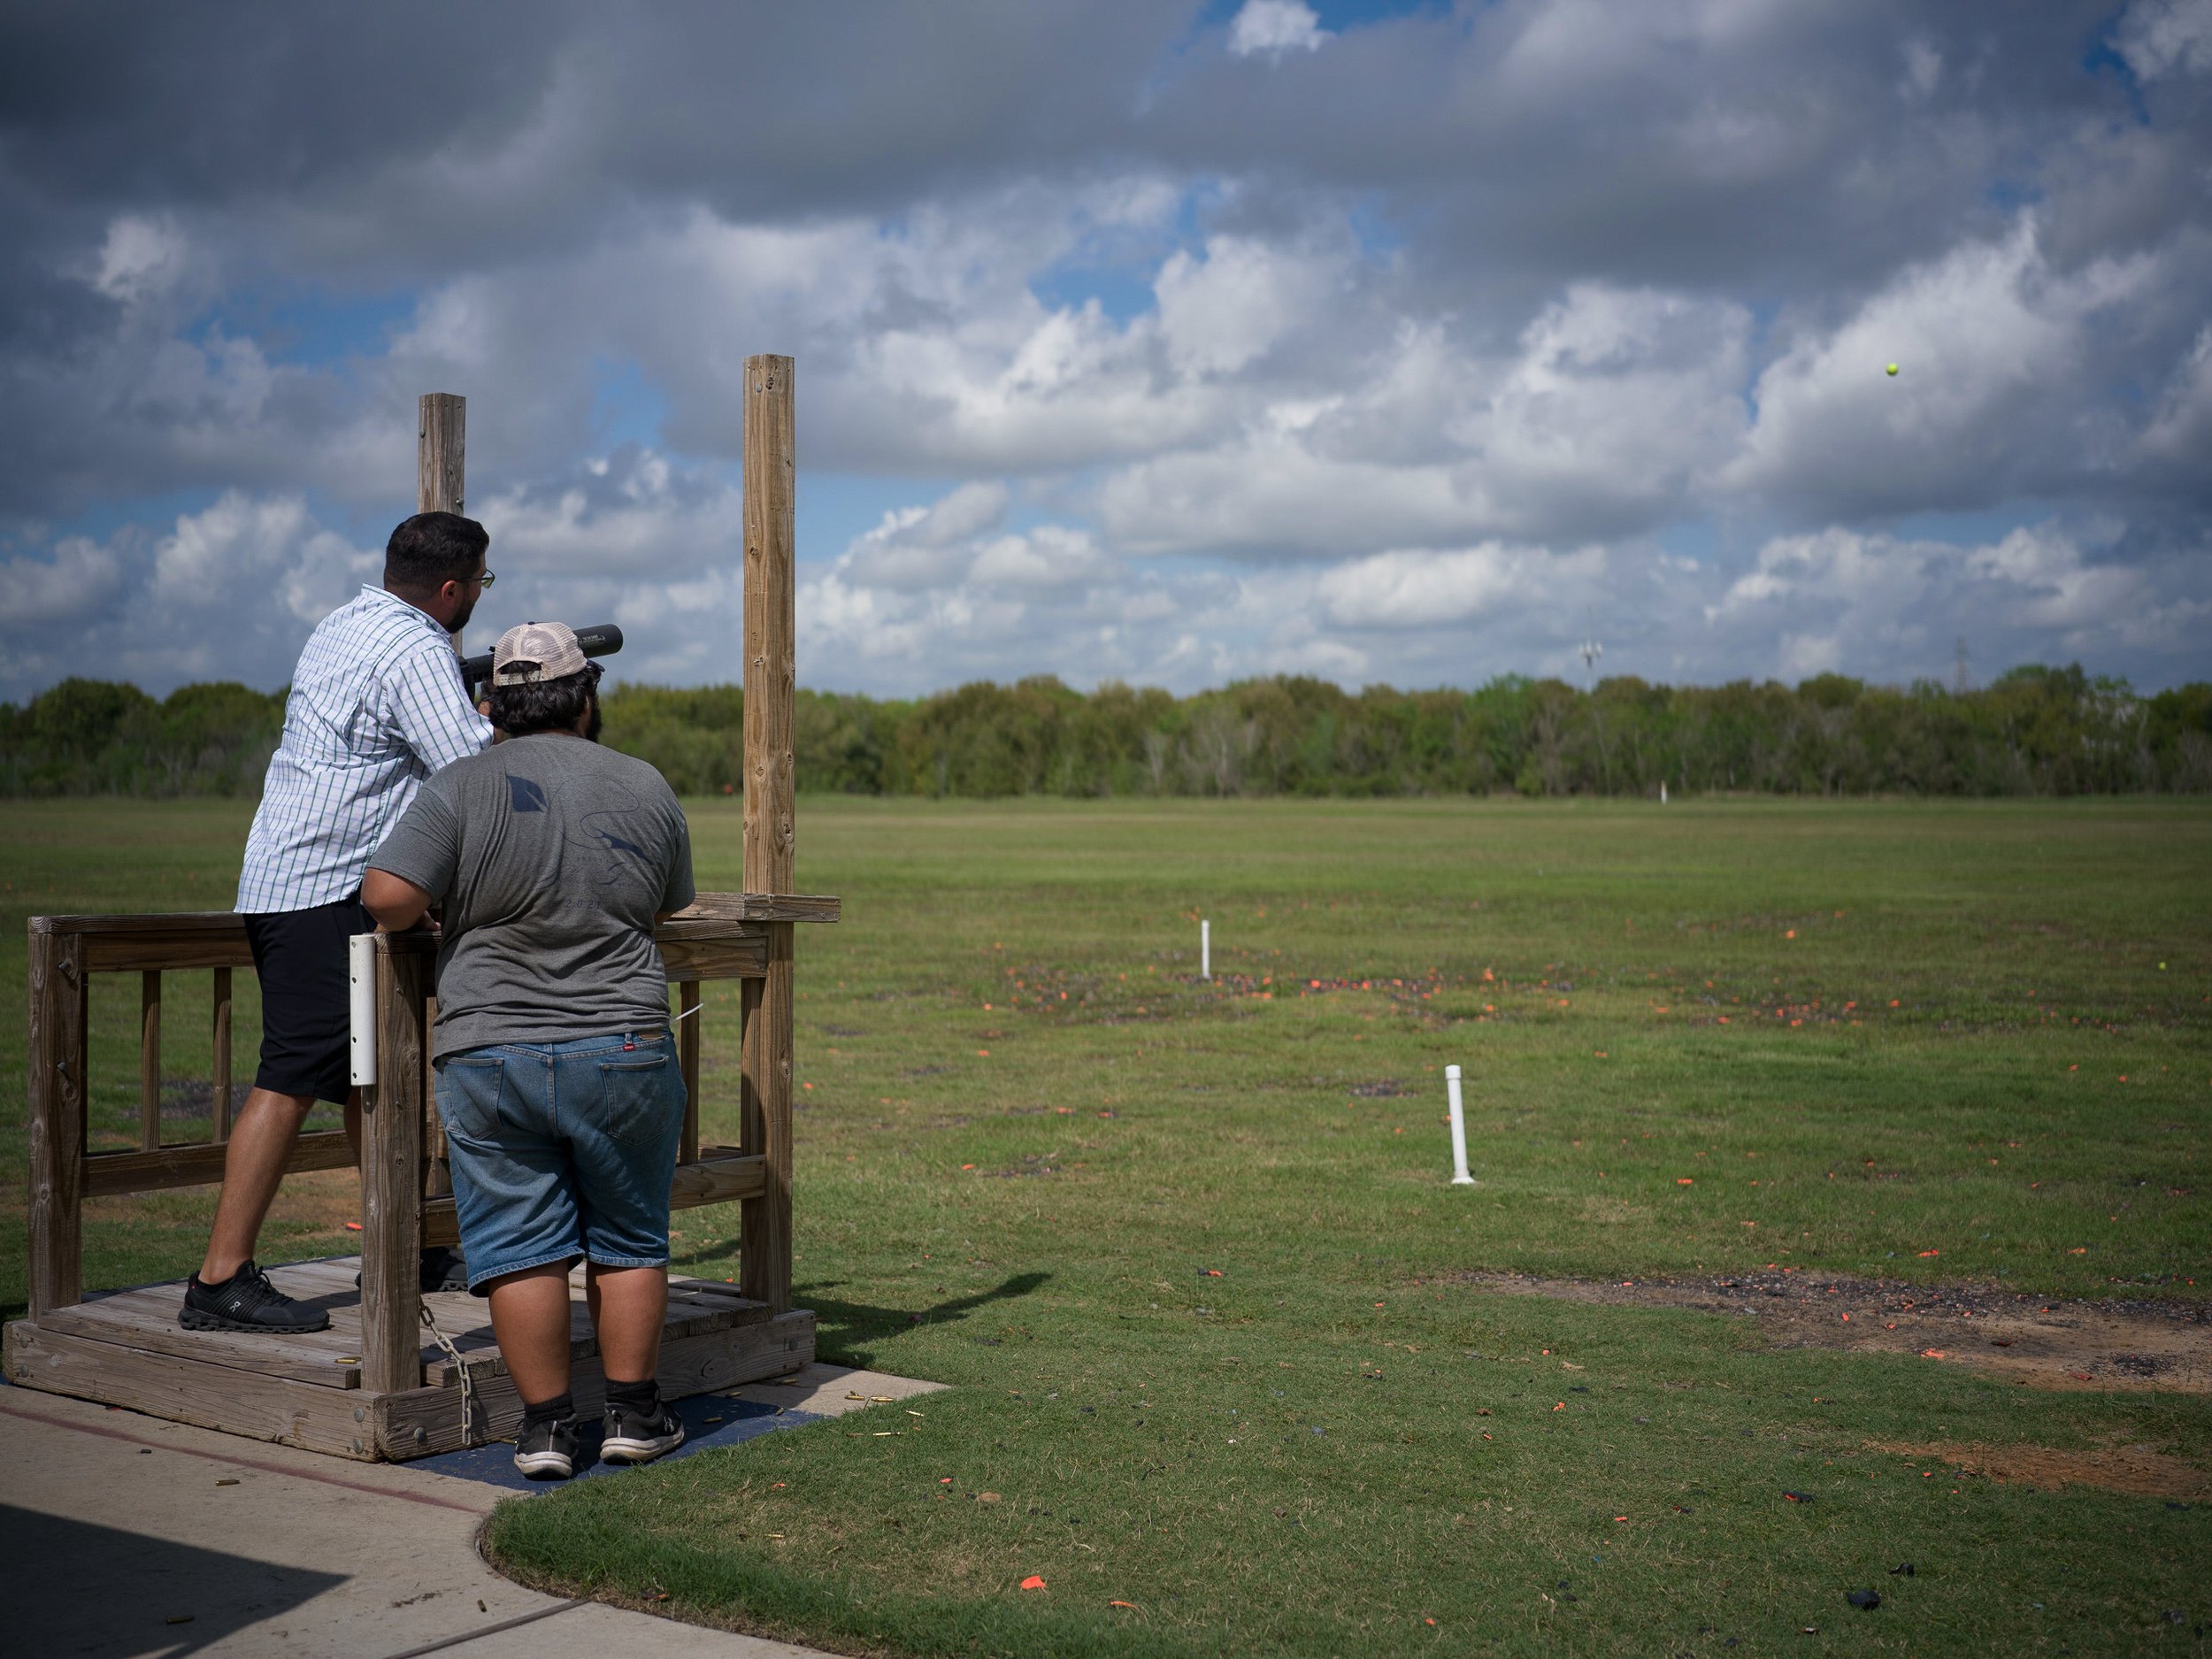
top-left (491, 620), bottom-right (590, 684)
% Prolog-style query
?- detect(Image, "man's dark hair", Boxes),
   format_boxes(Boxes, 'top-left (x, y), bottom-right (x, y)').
top-left (487, 662), bottom-right (603, 739)
top-left (384, 511), bottom-right (488, 594)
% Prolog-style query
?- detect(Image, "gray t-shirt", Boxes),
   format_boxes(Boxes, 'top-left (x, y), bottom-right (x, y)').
top-left (369, 734), bottom-right (695, 1059)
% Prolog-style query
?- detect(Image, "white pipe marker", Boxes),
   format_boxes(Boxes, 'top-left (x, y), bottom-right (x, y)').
top-left (1446, 1063), bottom-right (1475, 1185)
top-left (1201, 918), bottom-right (1210, 980)
top-left (348, 931), bottom-right (379, 1087)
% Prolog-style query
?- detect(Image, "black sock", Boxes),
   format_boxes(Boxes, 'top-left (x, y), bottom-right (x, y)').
top-left (521, 1391), bottom-right (574, 1428)
top-left (604, 1378), bottom-right (659, 1413)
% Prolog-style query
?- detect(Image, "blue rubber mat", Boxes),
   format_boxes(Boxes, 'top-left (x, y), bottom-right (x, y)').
top-left (411, 1392), bottom-right (829, 1492)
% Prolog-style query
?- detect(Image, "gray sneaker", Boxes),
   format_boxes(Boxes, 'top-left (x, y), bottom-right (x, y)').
top-left (353, 1247), bottom-right (469, 1294)
top-left (600, 1398), bottom-right (685, 1465)
top-left (513, 1415), bottom-right (580, 1480)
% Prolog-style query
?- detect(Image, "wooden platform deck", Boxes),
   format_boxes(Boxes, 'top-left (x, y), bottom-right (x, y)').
top-left (2, 1258), bottom-right (815, 1462)
top-left (13, 371), bottom-right (826, 1464)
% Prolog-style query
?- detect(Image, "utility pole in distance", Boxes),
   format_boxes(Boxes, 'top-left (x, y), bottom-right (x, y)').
top-left (1578, 610), bottom-right (1603, 691)
top-left (1580, 610), bottom-right (1613, 789)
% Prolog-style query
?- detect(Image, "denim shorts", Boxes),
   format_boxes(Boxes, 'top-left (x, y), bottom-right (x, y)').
top-left (434, 1030), bottom-right (686, 1294)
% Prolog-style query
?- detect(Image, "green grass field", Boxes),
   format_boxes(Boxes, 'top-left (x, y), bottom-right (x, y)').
top-left (4, 796), bottom-right (2208, 1655)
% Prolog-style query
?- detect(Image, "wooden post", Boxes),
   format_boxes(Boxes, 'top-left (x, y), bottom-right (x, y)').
top-left (421, 1010), bottom-right (449, 1199)
top-left (27, 922), bottom-right (88, 1317)
top-left (211, 966), bottom-right (233, 1141)
top-left (139, 971), bottom-right (162, 1150)
top-left (416, 390), bottom-right (463, 1196)
top-left (678, 979), bottom-right (702, 1165)
top-left (361, 937), bottom-right (428, 1395)
top-left (417, 394), bottom-right (465, 518)
top-left (740, 354), bottom-right (796, 1312)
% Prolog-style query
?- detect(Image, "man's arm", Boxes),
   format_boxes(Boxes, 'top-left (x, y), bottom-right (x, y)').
top-left (366, 779), bottom-right (460, 930)
top-left (658, 800), bottom-right (697, 916)
top-left (363, 869), bottom-right (434, 932)
top-left (386, 640), bottom-right (493, 772)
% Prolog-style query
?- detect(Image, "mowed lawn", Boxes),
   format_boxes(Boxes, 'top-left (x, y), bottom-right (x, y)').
top-left (3, 796), bottom-right (2208, 1655)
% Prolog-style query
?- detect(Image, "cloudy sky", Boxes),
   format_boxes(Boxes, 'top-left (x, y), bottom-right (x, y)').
top-left (3, 0), bottom-right (2208, 702)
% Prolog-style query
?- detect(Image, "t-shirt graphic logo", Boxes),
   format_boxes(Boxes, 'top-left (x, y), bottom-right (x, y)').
top-left (507, 776), bottom-right (548, 813)
top-left (579, 804), bottom-right (650, 874)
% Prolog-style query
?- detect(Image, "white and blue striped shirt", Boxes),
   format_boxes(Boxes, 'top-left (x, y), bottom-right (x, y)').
top-left (236, 586), bottom-right (492, 913)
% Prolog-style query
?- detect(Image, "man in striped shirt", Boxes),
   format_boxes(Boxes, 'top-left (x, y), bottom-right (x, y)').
top-left (181, 511), bottom-right (495, 1335)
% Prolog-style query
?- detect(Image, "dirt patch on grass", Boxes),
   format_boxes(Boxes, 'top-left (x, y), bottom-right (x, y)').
top-left (1867, 1438), bottom-right (2209, 1497)
top-left (1470, 1270), bottom-right (2212, 1394)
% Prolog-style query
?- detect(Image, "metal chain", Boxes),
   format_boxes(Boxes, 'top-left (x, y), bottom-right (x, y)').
top-left (419, 1302), bottom-right (478, 1448)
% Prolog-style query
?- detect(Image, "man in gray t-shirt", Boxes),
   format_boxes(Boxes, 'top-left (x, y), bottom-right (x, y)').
top-left (367, 702), bottom-right (694, 1060)
top-left (364, 620), bottom-right (696, 1479)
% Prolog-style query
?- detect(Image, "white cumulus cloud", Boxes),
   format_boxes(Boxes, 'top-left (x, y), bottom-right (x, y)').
top-left (1704, 520), bottom-right (2187, 668)
top-left (0, 539), bottom-right (126, 626)
top-left (475, 448), bottom-right (743, 580)
top-left (1726, 221), bottom-right (2160, 513)
top-left (1228, 0), bottom-right (1332, 61)
top-left (2114, 0), bottom-right (2212, 80)
top-left (1155, 236), bottom-right (1342, 377)
top-left (1317, 542), bottom-right (1574, 629)
top-left (90, 214), bottom-right (189, 305)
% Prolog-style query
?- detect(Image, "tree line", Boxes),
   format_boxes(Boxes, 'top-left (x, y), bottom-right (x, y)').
top-left (4, 666), bottom-right (2208, 800)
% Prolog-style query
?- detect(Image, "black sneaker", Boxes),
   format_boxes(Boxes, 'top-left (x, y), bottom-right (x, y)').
top-left (600, 1397), bottom-right (686, 1465)
top-left (419, 1246), bottom-right (469, 1293)
top-left (180, 1261), bottom-right (332, 1333)
top-left (352, 1247), bottom-right (470, 1294)
top-left (513, 1415), bottom-right (580, 1480)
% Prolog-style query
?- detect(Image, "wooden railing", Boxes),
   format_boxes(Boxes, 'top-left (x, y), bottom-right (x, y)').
top-left (26, 895), bottom-right (836, 1393)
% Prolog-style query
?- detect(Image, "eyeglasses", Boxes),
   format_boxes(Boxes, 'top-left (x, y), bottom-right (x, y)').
top-left (476, 568), bottom-right (496, 588)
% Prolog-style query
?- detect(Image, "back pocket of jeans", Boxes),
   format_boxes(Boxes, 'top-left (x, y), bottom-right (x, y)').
top-left (436, 1055), bottom-right (506, 1141)
top-left (598, 1050), bottom-right (675, 1148)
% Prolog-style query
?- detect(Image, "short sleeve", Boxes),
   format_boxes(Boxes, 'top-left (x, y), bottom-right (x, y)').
top-left (659, 800), bottom-right (695, 915)
top-left (383, 640), bottom-right (492, 774)
top-left (368, 777), bottom-right (463, 902)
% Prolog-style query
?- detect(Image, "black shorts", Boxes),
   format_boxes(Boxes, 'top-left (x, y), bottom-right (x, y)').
top-left (243, 895), bottom-right (375, 1105)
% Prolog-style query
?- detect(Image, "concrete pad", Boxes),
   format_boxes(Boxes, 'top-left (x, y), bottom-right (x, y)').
top-left (721, 1359), bottom-right (947, 1414)
top-left (0, 1361), bottom-right (942, 1657)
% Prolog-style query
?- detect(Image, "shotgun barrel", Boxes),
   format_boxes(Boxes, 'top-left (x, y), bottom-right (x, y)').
top-left (457, 622), bottom-right (624, 692)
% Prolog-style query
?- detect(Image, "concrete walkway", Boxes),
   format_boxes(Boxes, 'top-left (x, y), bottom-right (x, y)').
top-left (1, 1362), bottom-right (942, 1657)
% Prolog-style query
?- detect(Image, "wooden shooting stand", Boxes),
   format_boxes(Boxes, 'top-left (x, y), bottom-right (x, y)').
top-left (4, 360), bottom-right (833, 1460)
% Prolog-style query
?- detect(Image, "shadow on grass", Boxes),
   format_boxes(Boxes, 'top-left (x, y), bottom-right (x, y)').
top-left (792, 1271), bottom-right (1050, 1368)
